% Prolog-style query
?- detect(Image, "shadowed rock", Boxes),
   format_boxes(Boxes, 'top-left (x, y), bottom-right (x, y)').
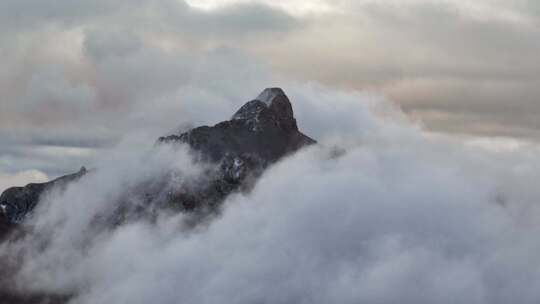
top-left (156, 87), bottom-right (315, 212)
top-left (159, 87), bottom-right (314, 162)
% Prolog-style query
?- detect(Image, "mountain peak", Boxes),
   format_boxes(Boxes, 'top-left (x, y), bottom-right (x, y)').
top-left (255, 87), bottom-right (293, 121)
top-left (160, 87), bottom-right (315, 162)
top-left (232, 88), bottom-right (296, 131)
top-left (256, 87), bottom-right (286, 105)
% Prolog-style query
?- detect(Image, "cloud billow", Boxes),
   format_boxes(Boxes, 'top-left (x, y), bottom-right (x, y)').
top-left (1, 2), bottom-right (540, 302)
top-left (2, 83), bottom-right (540, 303)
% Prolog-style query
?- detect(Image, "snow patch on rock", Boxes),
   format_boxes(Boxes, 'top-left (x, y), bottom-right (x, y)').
top-left (232, 158), bottom-right (244, 180)
top-left (256, 88), bottom-right (284, 107)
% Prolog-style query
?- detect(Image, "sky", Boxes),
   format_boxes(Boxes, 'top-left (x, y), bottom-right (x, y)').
top-left (3, 2), bottom-right (540, 303)
top-left (1, 0), bottom-right (539, 185)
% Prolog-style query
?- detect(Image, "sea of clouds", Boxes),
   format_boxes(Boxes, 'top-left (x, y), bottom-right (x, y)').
top-left (2, 80), bottom-right (540, 304)
top-left (1, 1), bottom-right (540, 302)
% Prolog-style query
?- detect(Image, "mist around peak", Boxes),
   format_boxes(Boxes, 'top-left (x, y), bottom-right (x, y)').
top-left (1, 83), bottom-right (540, 304)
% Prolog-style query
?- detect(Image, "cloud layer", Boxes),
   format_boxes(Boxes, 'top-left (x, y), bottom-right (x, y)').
top-left (1, 3), bottom-right (540, 302)
top-left (2, 82), bottom-right (540, 303)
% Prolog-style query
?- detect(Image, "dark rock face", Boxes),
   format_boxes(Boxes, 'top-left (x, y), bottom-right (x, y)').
top-left (156, 87), bottom-right (315, 213)
top-left (159, 88), bottom-right (314, 162)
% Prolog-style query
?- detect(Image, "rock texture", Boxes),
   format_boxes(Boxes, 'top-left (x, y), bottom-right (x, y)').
top-left (159, 88), bottom-right (314, 162)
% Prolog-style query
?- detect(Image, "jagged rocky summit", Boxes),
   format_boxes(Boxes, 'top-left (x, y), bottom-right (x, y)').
top-left (159, 88), bottom-right (314, 162)
top-left (0, 88), bottom-right (316, 231)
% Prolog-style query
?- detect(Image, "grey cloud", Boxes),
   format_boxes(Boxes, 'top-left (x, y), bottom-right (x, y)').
top-left (2, 0), bottom-right (539, 143)
top-left (385, 78), bottom-right (540, 139)
top-left (159, 1), bottom-right (301, 37)
top-left (409, 108), bottom-right (540, 140)
top-left (83, 29), bottom-right (144, 61)
top-left (195, 2), bottom-right (300, 35)
top-left (256, 0), bottom-right (540, 140)
top-left (0, 42), bottom-right (272, 178)
top-left (503, 0), bottom-right (540, 20)
top-left (0, 0), bottom-right (300, 37)
top-left (0, 0), bottom-right (295, 177)
top-left (2, 0), bottom-right (540, 190)
top-left (0, 0), bottom-right (129, 30)
top-left (0, 0), bottom-right (300, 128)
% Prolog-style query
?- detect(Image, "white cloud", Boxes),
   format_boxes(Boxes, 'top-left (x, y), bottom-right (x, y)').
top-left (2, 83), bottom-right (540, 303)
top-left (1, 3), bottom-right (540, 301)
top-left (184, 0), bottom-right (337, 16)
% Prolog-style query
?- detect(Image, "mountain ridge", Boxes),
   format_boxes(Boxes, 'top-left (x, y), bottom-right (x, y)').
top-left (0, 88), bottom-right (315, 234)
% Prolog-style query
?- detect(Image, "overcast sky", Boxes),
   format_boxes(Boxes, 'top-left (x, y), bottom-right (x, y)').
top-left (4, 2), bottom-right (540, 302)
top-left (1, 0), bottom-right (539, 188)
